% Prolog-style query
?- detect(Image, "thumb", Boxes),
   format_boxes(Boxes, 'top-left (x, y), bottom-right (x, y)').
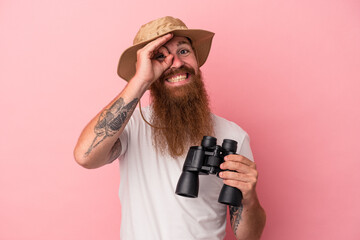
top-left (162, 54), bottom-right (174, 70)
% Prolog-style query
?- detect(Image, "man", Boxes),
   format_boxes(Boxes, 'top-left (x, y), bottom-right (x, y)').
top-left (74, 16), bottom-right (266, 239)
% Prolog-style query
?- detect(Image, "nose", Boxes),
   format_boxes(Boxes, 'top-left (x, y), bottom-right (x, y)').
top-left (170, 54), bottom-right (184, 69)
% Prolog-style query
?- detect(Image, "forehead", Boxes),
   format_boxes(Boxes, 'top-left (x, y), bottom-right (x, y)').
top-left (163, 36), bottom-right (192, 48)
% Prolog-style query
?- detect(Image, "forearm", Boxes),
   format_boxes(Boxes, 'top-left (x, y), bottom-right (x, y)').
top-left (230, 195), bottom-right (266, 240)
top-left (73, 77), bottom-right (150, 168)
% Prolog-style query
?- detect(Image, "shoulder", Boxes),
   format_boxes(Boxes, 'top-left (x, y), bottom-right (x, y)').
top-left (212, 113), bottom-right (254, 161)
top-left (212, 113), bottom-right (249, 140)
top-left (127, 106), bottom-right (150, 126)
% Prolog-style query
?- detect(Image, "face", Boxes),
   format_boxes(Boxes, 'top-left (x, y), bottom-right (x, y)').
top-left (149, 36), bottom-right (214, 158)
top-left (155, 36), bottom-right (199, 91)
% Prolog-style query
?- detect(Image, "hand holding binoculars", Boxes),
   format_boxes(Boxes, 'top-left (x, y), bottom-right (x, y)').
top-left (175, 136), bottom-right (243, 206)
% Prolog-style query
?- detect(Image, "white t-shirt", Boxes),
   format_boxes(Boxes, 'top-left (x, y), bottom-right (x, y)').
top-left (118, 107), bottom-right (253, 240)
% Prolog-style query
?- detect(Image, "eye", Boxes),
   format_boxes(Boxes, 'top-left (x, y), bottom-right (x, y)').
top-left (155, 53), bottom-right (165, 61)
top-left (179, 49), bottom-right (190, 55)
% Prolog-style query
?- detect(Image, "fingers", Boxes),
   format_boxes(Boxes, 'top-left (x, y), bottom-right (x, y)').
top-left (141, 33), bottom-right (173, 58)
top-left (154, 46), bottom-right (173, 68)
top-left (219, 170), bottom-right (257, 183)
top-left (161, 53), bottom-right (174, 69)
top-left (219, 154), bottom-right (258, 189)
top-left (149, 46), bottom-right (173, 77)
top-left (224, 154), bottom-right (255, 167)
top-left (134, 34), bottom-right (173, 83)
top-left (219, 154), bottom-right (259, 202)
top-left (221, 155), bottom-right (255, 171)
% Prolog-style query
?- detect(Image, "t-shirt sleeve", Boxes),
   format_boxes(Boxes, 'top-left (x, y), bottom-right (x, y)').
top-left (238, 133), bottom-right (254, 162)
top-left (118, 121), bottom-right (130, 159)
top-left (117, 108), bottom-right (142, 159)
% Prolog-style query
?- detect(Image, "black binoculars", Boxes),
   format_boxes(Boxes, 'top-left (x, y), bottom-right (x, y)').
top-left (175, 136), bottom-right (243, 206)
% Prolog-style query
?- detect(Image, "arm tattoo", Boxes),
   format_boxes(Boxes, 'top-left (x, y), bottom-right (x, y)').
top-left (85, 98), bottom-right (138, 156)
top-left (230, 203), bottom-right (244, 233)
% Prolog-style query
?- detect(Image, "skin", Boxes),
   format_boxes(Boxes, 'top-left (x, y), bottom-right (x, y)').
top-left (73, 33), bottom-right (265, 239)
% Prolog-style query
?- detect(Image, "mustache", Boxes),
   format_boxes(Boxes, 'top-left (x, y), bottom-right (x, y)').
top-left (160, 65), bottom-right (196, 81)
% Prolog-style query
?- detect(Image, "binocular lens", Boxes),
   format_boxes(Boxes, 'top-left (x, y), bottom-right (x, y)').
top-left (175, 171), bottom-right (199, 198)
top-left (218, 184), bottom-right (243, 206)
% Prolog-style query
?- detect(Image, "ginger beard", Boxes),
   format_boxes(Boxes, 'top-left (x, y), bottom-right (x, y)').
top-left (149, 66), bottom-right (214, 158)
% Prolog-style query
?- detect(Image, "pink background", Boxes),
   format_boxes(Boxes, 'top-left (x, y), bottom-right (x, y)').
top-left (1, 0), bottom-right (360, 239)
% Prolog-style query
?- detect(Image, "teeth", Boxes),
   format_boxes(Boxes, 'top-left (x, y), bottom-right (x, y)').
top-left (167, 74), bottom-right (187, 83)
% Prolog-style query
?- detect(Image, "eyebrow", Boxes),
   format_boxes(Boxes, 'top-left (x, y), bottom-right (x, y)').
top-left (162, 40), bottom-right (192, 53)
top-left (177, 41), bottom-right (191, 47)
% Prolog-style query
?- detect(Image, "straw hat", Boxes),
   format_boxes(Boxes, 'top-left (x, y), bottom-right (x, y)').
top-left (117, 16), bottom-right (215, 81)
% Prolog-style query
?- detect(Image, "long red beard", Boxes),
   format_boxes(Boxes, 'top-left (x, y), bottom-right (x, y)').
top-left (149, 67), bottom-right (214, 158)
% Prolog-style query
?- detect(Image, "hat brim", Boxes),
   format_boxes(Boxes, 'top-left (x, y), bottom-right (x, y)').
top-left (117, 29), bottom-right (215, 81)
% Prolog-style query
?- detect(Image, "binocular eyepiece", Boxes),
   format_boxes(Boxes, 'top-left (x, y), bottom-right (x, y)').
top-left (175, 136), bottom-right (243, 206)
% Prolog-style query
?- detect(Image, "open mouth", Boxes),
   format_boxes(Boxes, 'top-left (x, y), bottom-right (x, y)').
top-left (166, 73), bottom-right (189, 83)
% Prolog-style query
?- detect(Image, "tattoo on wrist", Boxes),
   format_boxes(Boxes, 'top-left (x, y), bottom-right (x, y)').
top-left (85, 98), bottom-right (138, 156)
top-left (230, 203), bottom-right (243, 233)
